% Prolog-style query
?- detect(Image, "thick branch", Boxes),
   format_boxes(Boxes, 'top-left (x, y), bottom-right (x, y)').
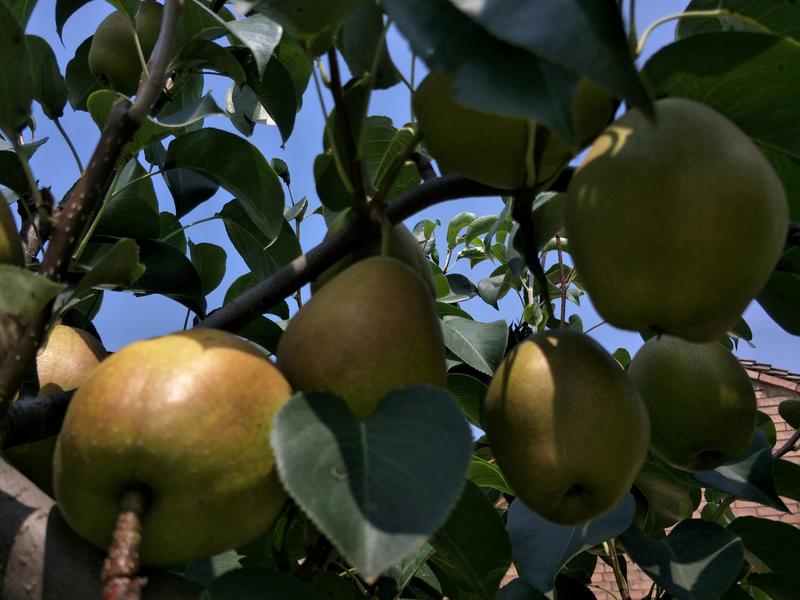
top-left (775, 429), bottom-right (800, 459)
top-left (511, 191), bottom-right (555, 323)
top-left (0, 459), bottom-right (201, 600)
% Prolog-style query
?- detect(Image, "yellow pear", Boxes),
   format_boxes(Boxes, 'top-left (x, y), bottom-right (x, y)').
top-left (0, 200), bottom-right (23, 265)
top-left (413, 73), bottom-right (615, 189)
top-left (277, 256), bottom-right (446, 420)
top-left (483, 331), bottom-right (649, 524)
top-left (4, 325), bottom-right (107, 496)
top-left (88, 1), bottom-right (163, 95)
top-left (628, 335), bottom-right (757, 472)
top-left (565, 97), bottom-right (788, 342)
top-left (53, 329), bottom-right (291, 566)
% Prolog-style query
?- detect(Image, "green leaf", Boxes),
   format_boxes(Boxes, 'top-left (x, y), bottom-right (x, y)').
top-left (189, 242), bottom-right (227, 295)
top-left (778, 398), bottom-right (800, 429)
top-left (362, 118), bottom-right (420, 199)
top-left (0, 265), bottom-right (65, 323)
top-left (441, 317), bottom-right (508, 376)
top-left (234, 316), bottom-right (283, 355)
top-left (612, 347), bottom-right (631, 369)
top-left (677, 0), bottom-right (800, 41)
top-left (313, 152), bottom-right (352, 211)
top-left (430, 481), bottom-right (512, 600)
top-left (645, 31), bottom-right (800, 219)
top-left (773, 458), bottom-right (800, 502)
top-left (446, 372), bottom-right (485, 428)
top-left (469, 456), bottom-right (514, 496)
top-left (170, 39), bottom-right (246, 84)
top-left (531, 192), bottom-right (565, 251)
top-left (65, 36), bottom-right (102, 112)
top-left (184, 549), bottom-right (242, 587)
top-left (67, 239), bottom-right (145, 304)
top-left (498, 578), bottom-right (548, 599)
top-left (756, 410), bottom-right (777, 447)
top-left (383, 544), bottom-right (434, 597)
top-left (201, 567), bottom-right (323, 600)
top-left (224, 13), bottom-right (282, 78)
top-left (746, 573), bottom-right (799, 600)
top-left (448, 212), bottom-right (478, 249)
top-left (165, 169), bottom-right (219, 219)
top-left (728, 516), bottom-right (800, 585)
top-left (271, 386), bottom-right (472, 582)
top-left (509, 494), bottom-right (635, 595)
top-left (635, 453), bottom-right (702, 526)
top-left (3, 0), bottom-right (37, 27)
top-left (26, 35), bottom-right (68, 120)
top-left (447, 0), bottom-right (650, 123)
top-left (223, 273), bottom-right (289, 320)
top-left (0, 138), bottom-right (45, 197)
top-left (0, 3), bottom-right (33, 135)
top-left (758, 271), bottom-right (800, 335)
top-left (159, 212), bottom-right (187, 254)
top-left (339, 1), bottom-right (400, 90)
top-left (693, 431), bottom-right (788, 511)
top-left (165, 129), bottom-right (285, 241)
top-left (620, 520), bottom-right (744, 600)
top-left (95, 160), bottom-right (160, 239)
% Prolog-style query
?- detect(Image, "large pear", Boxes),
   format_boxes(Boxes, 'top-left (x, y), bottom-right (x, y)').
top-left (277, 256), bottom-right (446, 420)
top-left (484, 331), bottom-right (649, 524)
top-left (53, 329), bottom-right (291, 566)
top-left (88, 1), bottom-right (163, 95)
top-left (413, 73), bottom-right (615, 189)
top-left (0, 200), bottom-right (23, 265)
top-left (4, 325), bottom-right (107, 495)
top-left (565, 97), bottom-right (788, 342)
top-left (628, 335), bottom-right (756, 472)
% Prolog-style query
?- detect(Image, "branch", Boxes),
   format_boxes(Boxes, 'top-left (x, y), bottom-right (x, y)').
top-left (0, 459), bottom-right (201, 600)
top-left (775, 429), bottom-right (800, 459)
top-left (2, 390), bottom-right (74, 449)
top-left (511, 190), bottom-right (555, 324)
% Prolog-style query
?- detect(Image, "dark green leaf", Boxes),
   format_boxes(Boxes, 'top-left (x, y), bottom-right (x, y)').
top-left (446, 372), bottom-right (485, 428)
top-left (636, 453), bottom-right (702, 526)
top-left (746, 573), bottom-right (799, 600)
top-left (56, 0), bottom-right (90, 39)
top-left (531, 192), bottom-right (565, 251)
top-left (130, 239), bottom-right (206, 316)
top-left (95, 160), bottom-right (160, 239)
top-left (3, 0), bottom-right (36, 26)
top-left (184, 550), bottom-right (242, 587)
top-left (773, 458), bottom-right (800, 502)
top-left (165, 168), bottom-right (219, 219)
top-left (159, 212), bottom-right (187, 254)
top-left (758, 271), bottom-right (800, 335)
top-left (339, 0), bottom-right (400, 89)
top-left (498, 578), bottom-right (547, 600)
top-left (189, 242), bottom-right (227, 295)
top-left (26, 35), bottom-right (68, 119)
top-left (620, 520), bottom-right (743, 600)
top-left (362, 117), bottom-right (420, 199)
top-left (67, 239), bottom-right (145, 304)
top-left (201, 567), bottom-right (324, 600)
top-left (0, 4), bottom-right (33, 135)
top-left (441, 317), bottom-right (508, 376)
top-left (65, 36), bottom-right (102, 112)
top-left (0, 266), bottom-right (65, 323)
top-left (314, 152), bottom-right (353, 211)
top-left (225, 13), bottom-right (282, 78)
top-left (509, 494), bottom-right (634, 595)
top-left (223, 273), bottom-right (289, 320)
top-left (166, 129), bottom-right (285, 241)
top-left (469, 456), bottom-right (514, 496)
top-left (779, 398), bottom-right (800, 429)
top-left (0, 138), bottom-right (45, 197)
top-left (170, 40), bottom-right (246, 84)
top-left (756, 410), bottom-right (777, 447)
top-left (234, 316), bottom-right (283, 355)
top-left (274, 37), bottom-right (311, 106)
top-left (728, 516), bottom-right (800, 585)
top-left (693, 431), bottom-right (788, 511)
top-left (271, 386), bottom-right (472, 582)
top-left (611, 348), bottom-right (631, 369)
top-left (677, 0), bottom-right (800, 41)
top-left (430, 481), bottom-right (512, 600)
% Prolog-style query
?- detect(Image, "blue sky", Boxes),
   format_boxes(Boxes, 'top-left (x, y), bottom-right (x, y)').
top-left (19, 1), bottom-right (799, 372)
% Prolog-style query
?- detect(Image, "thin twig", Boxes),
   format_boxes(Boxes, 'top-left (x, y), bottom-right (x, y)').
top-left (54, 118), bottom-right (84, 174)
top-left (556, 233), bottom-right (566, 328)
top-left (608, 540), bottom-right (631, 600)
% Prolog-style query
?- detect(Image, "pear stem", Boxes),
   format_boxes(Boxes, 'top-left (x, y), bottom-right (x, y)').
top-left (556, 234), bottom-right (567, 328)
top-left (101, 488), bottom-right (148, 600)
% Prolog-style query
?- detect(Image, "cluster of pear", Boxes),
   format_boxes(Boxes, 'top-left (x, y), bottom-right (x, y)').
top-left (18, 225), bottom-right (442, 566)
top-left (480, 97), bottom-right (787, 524)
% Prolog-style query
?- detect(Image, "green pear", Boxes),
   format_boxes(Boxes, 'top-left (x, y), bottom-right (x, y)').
top-left (53, 328), bottom-right (292, 566)
top-left (4, 325), bottom-right (107, 496)
top-left (483, 331), bottom-right (649, 525)
top-left (412, 73), bottom-right (615, 189)
top-left (88, 0), bottom-right (163, 95)
top-left (565, 97), bottom-right (788, 342)
top-left (255, 0), bottom-right (365, 36)
top-left (277, 256), bottom-right (446, 420)
top-left (0, 200), bottom-right (23, 265)
top-left (312, 215), bottom-right (435, 296)
top-left (628, 335), bottom-right (757, 472)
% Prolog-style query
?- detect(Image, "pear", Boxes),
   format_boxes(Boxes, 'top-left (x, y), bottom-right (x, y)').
top-left (255, 0), bottom-right (365, 36)
top-left (628, 335), bottom-right (757, 472)
top-left (565, 97), bottom-right (788, 342)
top-left (413, 73), bottom-right (615, 189)
top-left (53, 328), bottom-right (291, 566)
top-left (277, 256), bottom-right (446, 420)
top-left (0, 200), bottom-right (23, 265)
top-left (88, 0), bottom-right (163, 95)
top-left (483, 331), bottom-right (649, 525)
top-left (4, 325), bottom-right (107, 496)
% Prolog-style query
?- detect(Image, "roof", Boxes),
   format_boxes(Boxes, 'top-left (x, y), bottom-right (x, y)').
top-left (740, 359), bottom-right (800, 394)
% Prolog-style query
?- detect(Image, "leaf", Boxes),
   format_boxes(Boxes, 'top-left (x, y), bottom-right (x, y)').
top-left (636, 453), bottom-right (701, 526)
top-left (165, 129), bottom-right (285, 241)
top-left (164, 169), bottom-right (219, 219)
top-left (68, 239), bottom-right (145, 303)
top-left (313, 152), bottom-right (352, 211)
top-left (531, 192), bottom-right (565, 251)
top-left (448, 212), bottom-right (477, 249)
top-left (183, 549), bottom-right (242, 587)
top-left (95, 159), bottom-right (160, 239)
top-left (430, 481), bottom-right (512, 600)
top-left (746, 573), bottom-right (799, 600)
top-left (469, 456), bottom-right (514, 496)
top-left (611, 348), bottom-right (631, 369)
top-left (223, 273), bottom-right (288, 320)
top-left (26, 35), bottom-right (68, 119)
top-left (758, 271), bottom-right (800, 335)
top-left (499, 579), bottom-right (548, 600)
top-left (159, 212), bottom-right (187, 254)
top-left (56, 0), bottom-right (91, 39)
top-left (0, 138), bottom-right (45, 197)
top-left (189, 242), bottom-right (227, 295)
top-left (620, 520), bottom-right (744, 600)
top-left (756, 410), bottom-right (777, 447)
top-left (270, 386), bottom-right (472, 582)
top-left (235, 316), bottom-right (283, 355)
top-left (778, 399), bottom-right (800, 429)
top-left (224, 13), bottom-right (282, 78)
top-left (65, 36), bottom-right (102, 112)
top-left (693, 430), bottom-right (788, 511)
top-left (3, 0), bottom-right (37, 27)
top-left (508, 494), bottom-right (634, 595)
top-left (0, 266), bottom-right (65, 322)
top-left (645, 31), bottom-right (800, 219)
top-left (441, 317), bottom-right (508, 376)
top-left (446, 372), bottom-right (485, 428)
top-left (339, 1), bottom-right (400, 90)
top-left (362, 118), bottom-right (420, 199)
top-left (201, 567), bottom-right (324, 600)
top-left (0, 3), bottom-right (33, 135)
top-left (728, 516), bottom-right (800, 585)
top-left (677, 0), bottom-right (800, 41)
top-left (773, 458), bottom-right (800, 502)
top-left (170, 39), bottom-right (246, 84)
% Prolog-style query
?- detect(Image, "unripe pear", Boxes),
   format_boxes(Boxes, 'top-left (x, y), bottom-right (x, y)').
top-left (628, 335), bottom-right (757, 472)
top-left (0, 200), bottom-right (23, 265)
top-left (277, 256), bottom-right (446, 420)
top-left (484, 331), bottom-right (649, 525)
top-left (54, 329), bottom-right (291, 566)
top-left (413, 73), bottom-right (615, 189)
top-left (4, 325), bottom-right (107, 496)
top-left (88, 1), bottom-right (163, 95)
top-left (256, 0), bottom-right (365, 36)
top-left (565, 97), bottom-right (788, 342)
